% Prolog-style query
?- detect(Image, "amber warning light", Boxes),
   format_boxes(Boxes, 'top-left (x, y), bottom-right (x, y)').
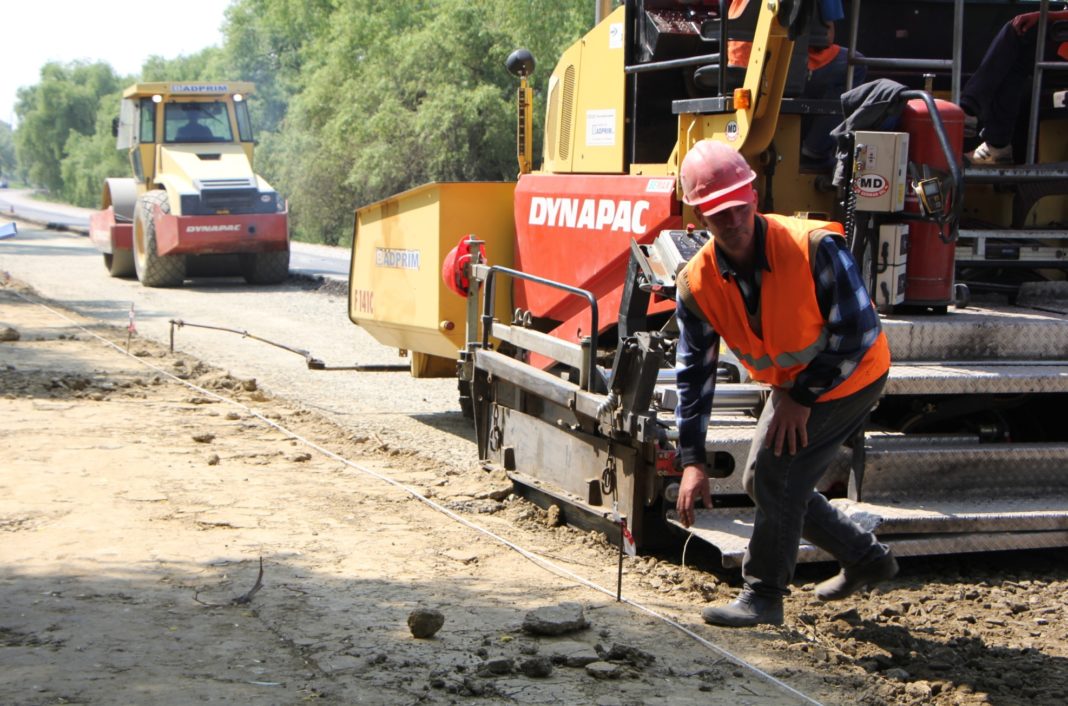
top-left (733, 88), bottom-right (751, 110)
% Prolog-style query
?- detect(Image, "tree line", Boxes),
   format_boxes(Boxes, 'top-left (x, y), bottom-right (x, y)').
top-left (5, 0), bottom-right (597, 245)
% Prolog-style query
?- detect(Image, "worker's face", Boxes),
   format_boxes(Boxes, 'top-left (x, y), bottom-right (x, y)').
top-left (699, 191), bottom-right (756, 254)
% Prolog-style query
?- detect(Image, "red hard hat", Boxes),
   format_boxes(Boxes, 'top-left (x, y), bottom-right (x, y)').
top-left (679, 140), bottom-right (757, 216)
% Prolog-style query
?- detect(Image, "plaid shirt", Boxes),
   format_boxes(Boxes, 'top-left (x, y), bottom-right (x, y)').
top-left (675, 216), bottom-right (882, 467)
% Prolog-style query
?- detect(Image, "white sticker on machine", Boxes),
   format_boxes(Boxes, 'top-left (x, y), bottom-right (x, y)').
top-left (586, 109), bottom-right (616, 147)
top-left (609, 23), bottom-right (624, 50)
top-left (376, 248), bottom-right (421, 270)
top-left (725, 121), bottom-right (739, 142)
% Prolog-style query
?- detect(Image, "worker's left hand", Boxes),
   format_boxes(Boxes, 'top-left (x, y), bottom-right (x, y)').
top-left (765, 389), bottom-right (811, 456)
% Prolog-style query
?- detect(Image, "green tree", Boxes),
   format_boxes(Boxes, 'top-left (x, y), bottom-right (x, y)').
top-left (264, 0), bottom-right (591, 244)
top-left (222, 0), bottom-right (335, 135)
top-left (0, 120), bottom-right (16, 181)
top-left (140, 47), bottom-right (227, 83)
top-left (14, 61), bottom-right (124, 192)
top-left (60, 92), bottom-right (129, 207)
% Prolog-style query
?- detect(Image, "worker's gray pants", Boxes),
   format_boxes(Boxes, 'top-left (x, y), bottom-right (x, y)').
top-left (741, 373), bottom-right (889, 596)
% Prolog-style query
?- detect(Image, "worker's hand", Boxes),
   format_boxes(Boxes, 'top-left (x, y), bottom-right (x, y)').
top-left (676, 464), bottom-right (712, 529)
top-left (1011, 12), bottom-right (1040, 35)
top-left (765, 389), bottom-right (811, 457)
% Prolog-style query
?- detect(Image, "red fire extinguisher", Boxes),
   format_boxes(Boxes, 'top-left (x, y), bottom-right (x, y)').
top-left (899, 98), bottom-right (964, 308)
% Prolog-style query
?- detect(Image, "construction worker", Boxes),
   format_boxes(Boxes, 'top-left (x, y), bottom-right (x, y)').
top-left (673, 140), bottom-right (897, 627)
top-left (726, 0), bottom-right (864, 168)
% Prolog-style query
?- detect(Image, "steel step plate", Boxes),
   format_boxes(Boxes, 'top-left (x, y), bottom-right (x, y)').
top-left (834, 497), bottom-right (1068, 534)
top-left (881, 305), bottom-right (1068, 361)
top-left (674, 502), bottom-right (1068, 568)
top-left (885, 361), bottom-right (1068, 395)
top-left (858, 441), bottom-right (1068, 502)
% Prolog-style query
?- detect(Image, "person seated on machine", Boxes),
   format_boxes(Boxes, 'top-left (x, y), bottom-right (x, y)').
top-left (960, 9), bottom-right (1068, 166)
top-left (724, 0), bottom-right (866, 170)
top-left (176, 113), bottom-right (214, 142)
top-left (799, 1), bottom-right (867, 169)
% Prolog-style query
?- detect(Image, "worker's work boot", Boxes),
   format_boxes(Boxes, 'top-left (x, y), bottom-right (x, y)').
top-left (815, 550), bottom-right (899, 602)
top-left (701, 586), bottom-right (783, 627)
top-left (965, 141), bottom-right (1012, 166)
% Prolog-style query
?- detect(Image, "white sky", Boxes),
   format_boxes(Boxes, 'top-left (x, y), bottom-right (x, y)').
top-left (1, 0), bottom-right (230, 126)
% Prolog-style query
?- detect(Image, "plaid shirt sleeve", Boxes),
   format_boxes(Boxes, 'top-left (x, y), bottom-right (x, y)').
top-left (790, 235), bottom-right (883, 406)
top-left (674, 294), bottom-right (720, 467)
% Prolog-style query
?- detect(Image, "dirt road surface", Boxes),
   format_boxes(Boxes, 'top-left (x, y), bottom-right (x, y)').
top-left (3, 221), bottom-right (1068, 705)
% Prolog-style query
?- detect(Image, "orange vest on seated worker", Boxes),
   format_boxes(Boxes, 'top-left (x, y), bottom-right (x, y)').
top-left (679, 214), bottom-right (891, 402)
top-left (727, 0), bottom-right (841, 72)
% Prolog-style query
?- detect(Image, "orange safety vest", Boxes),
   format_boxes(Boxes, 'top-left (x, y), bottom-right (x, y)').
top-left (679, 214), bottom-right (890, 402)
top-left (726, 0), bottom-right (841, 71)
top-left (728, 41), bottom-right (841, 70)
top-left (726, 0), bottom-right (752, 68)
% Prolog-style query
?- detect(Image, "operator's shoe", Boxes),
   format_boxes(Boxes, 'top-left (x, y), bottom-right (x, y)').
top-left (701, 586), bottom-right (784, 627)
top-left (815, 550), bottom-right (899, 602)
top-left (965, 141), bottom-right (1012, 166)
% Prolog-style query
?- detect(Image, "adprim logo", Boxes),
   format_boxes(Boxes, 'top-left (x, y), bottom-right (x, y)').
top-left (375, 248), bottom-right (420, 270)
top-left (171, 84), bottom-right (228, 93)
top-left (854, 174), bottom-right (889, 198)
top-left (528, 197), bottom-right (650, 234)
top-left (187, 224), bottom-right (242, 233)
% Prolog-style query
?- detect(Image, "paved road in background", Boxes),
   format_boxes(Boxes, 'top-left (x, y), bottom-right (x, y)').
top-left (0, 188), bottom-right (351, 283)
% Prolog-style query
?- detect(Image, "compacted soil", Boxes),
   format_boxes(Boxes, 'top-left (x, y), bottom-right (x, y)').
top-left (2, 279), bottom-right (1067, 706)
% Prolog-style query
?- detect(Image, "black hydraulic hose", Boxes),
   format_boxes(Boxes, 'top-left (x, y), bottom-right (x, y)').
top-left (900, 89), bottom-right (964, 242)
top-left (168, 319), bottom-right (408, 372)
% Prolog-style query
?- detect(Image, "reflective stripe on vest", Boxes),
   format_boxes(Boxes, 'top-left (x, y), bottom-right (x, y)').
top-left (729, 327), bottom-right (828, 375)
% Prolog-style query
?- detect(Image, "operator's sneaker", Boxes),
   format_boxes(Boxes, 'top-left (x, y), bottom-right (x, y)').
top-left (815, 550), bottom-right (899, 602)
top-left (701, 586), bottom-right (784, 627)
top-left (965, 141), bottom-right (1012, 166)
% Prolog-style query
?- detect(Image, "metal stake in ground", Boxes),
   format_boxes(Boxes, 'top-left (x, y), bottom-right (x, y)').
top-left (126, 303), bottom-right (137, 351)
top-left (612, 500), bottom-right (626, 601)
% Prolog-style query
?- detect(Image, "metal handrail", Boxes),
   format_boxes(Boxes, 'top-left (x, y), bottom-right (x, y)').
top-left (845, 0), bottom-right (964, 101)
top-left (480, 265), bottom-right (600, 391)
top-left (624, 53), bottom-right (723, 75)
top-left (1025, 0), bottom-right (1068, 164)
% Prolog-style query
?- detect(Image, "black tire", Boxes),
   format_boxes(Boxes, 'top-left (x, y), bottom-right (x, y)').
top-left (457, 376), bottom-right (474, 420)
top-left (133, 190), bottom-right (185, 287)
top-left (103, 249), bottom-right (135, 278)
top-left (239, 249), bottom-right (289, 285)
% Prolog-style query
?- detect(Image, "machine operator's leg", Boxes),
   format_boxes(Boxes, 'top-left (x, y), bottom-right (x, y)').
top-left (961, 21), bottom-right (1056, 161)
